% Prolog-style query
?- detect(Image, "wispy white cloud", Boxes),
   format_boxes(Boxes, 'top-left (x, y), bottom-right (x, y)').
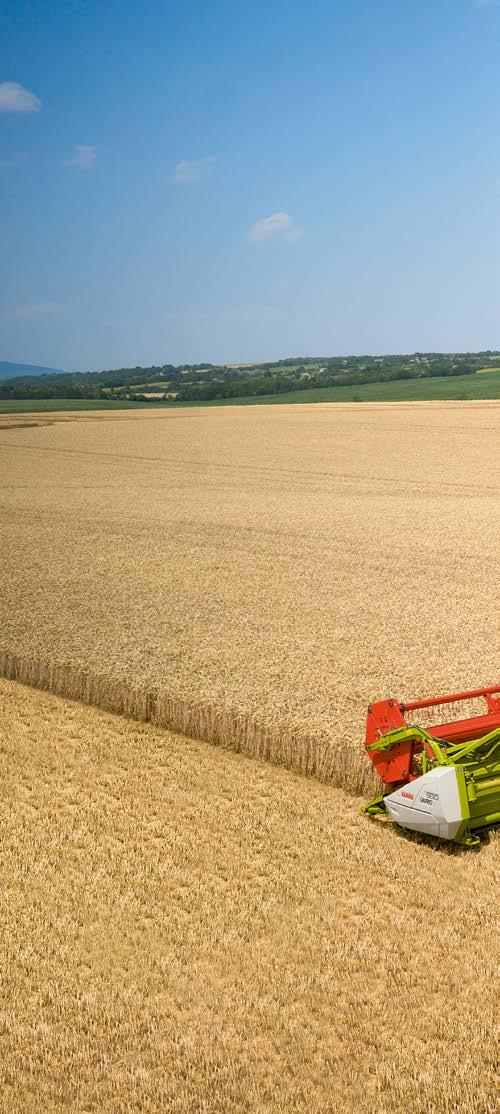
top-left (172, 156), bottom-right (216, 183)
top-left (10, 300), bottom-right (65, 319)
top-left (0, 82), bottom-right (42, 113)
top-left (64, 144), bottom-right (96, 168)
top-left (247, 211), bottom-right (303, 244)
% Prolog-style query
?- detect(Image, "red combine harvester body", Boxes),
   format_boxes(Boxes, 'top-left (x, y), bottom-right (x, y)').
top-left (365, 686), bottom-right (500, 787)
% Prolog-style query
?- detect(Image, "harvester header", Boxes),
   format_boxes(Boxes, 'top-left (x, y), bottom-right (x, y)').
top-left (363, 685), bottom-right (500, 846)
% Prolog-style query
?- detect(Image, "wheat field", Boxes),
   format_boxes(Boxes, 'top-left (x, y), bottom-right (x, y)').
top-left (1, 401), bottom-right (499, 1112)
top-left (1, 676), bottom-right (498, 1114)
top-left (0, 401), bottom-right (498, 792)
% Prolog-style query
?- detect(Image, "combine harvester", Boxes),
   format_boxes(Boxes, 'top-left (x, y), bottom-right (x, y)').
top-left (363, 686), bottom-right (500, 846)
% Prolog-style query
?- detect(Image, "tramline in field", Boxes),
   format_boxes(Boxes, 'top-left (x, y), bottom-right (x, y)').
top-left (363, 686), bottom-right (500, 846)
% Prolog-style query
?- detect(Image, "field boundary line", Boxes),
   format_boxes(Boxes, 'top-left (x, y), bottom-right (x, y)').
top-left (0, 649), bottom-right (377, 796)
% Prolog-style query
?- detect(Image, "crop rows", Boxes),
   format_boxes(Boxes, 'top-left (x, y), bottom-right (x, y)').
top-left (0, 648), bottom-right (374, 792)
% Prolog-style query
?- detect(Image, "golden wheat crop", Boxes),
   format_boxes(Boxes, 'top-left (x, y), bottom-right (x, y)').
top-left (0, 401), bottom-right (498, 793)
top-left (0, 677), bottom-right (498, 1114)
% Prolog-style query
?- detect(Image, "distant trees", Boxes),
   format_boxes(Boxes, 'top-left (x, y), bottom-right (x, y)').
top-left (0, 352), bottom-right (493, 403)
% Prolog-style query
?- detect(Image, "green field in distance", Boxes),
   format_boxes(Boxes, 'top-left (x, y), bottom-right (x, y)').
top-left (1, 369), bottom-right (499, 413)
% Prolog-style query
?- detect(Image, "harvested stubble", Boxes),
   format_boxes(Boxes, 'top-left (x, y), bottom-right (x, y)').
top-left (0, 401), bottom-right (498, 796)
top-left (0, 677), bottom-right (498, 1114)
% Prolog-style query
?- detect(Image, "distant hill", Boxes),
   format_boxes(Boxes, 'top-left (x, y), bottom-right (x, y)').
top-left (0, 361), bottom-right (64, 380)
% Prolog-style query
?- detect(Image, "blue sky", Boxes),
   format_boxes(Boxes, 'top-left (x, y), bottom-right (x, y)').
top-left (1, 0), bottom-right (499, 371)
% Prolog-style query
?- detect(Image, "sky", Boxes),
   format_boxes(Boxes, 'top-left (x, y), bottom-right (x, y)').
top-left (1, 0), bottom-right (499, 371)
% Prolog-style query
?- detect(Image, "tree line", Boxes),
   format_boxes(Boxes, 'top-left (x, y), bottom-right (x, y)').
top-left (0, 353), bottom-right (497, 402)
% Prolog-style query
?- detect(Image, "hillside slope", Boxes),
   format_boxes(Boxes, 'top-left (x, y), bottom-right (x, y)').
top-left (0, 360), bottom-right (64, 380)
